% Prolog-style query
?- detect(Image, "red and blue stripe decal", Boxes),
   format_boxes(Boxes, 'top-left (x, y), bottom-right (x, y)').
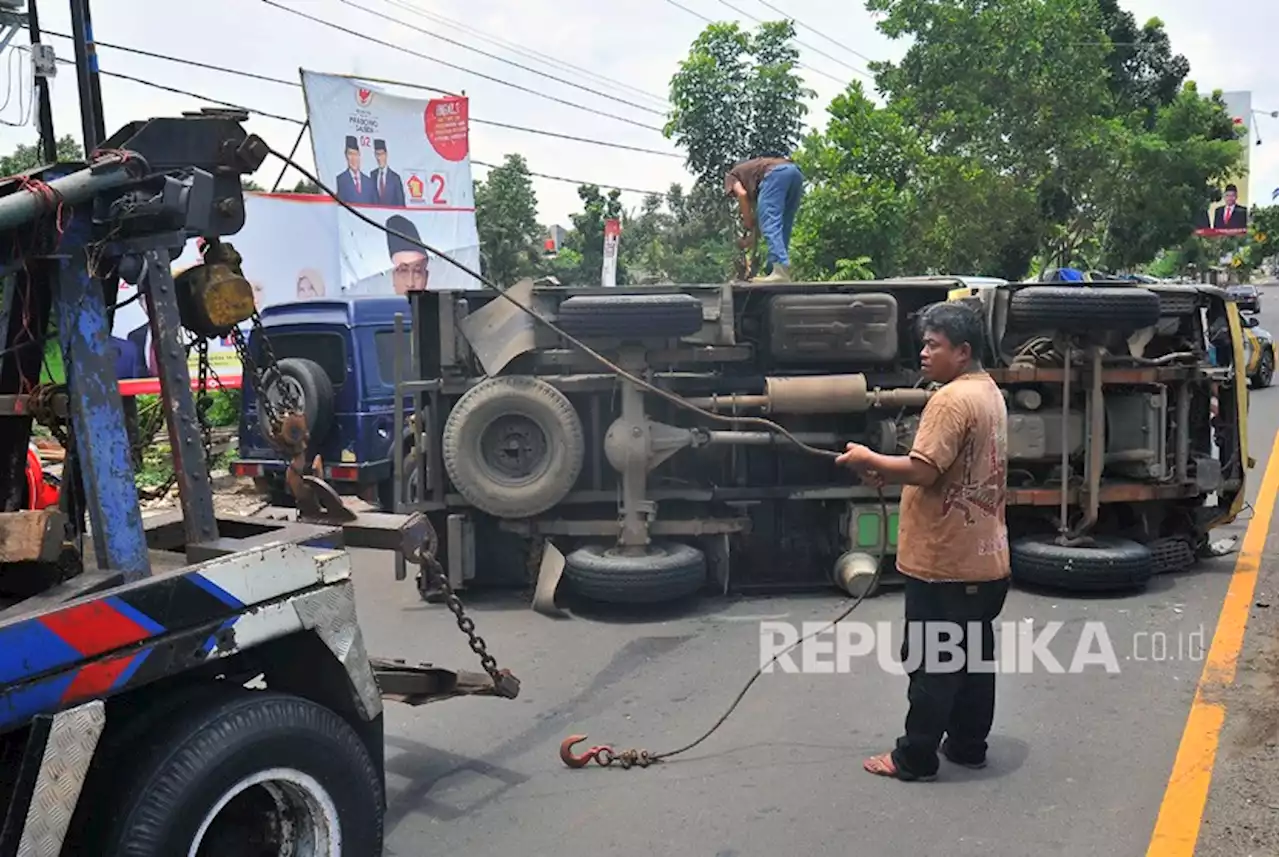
top-left (0, 569), bottom-right (248, 732)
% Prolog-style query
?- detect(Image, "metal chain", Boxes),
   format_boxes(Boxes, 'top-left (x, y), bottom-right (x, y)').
top-left (407, 529), bottom-right (516, 697)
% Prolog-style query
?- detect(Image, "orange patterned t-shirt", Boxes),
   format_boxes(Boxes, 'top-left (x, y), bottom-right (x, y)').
top-left (896, 371), bottom-right (1010, 583)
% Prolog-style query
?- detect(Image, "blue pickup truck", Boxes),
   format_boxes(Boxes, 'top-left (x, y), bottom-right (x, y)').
top-left (232, 296), bottom-right (414, 509)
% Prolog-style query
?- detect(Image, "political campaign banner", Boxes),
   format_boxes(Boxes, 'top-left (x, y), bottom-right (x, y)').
top-left (1194, 90), bottom-right (1252, 237)
top-left (109, 192), bottom-right (340, 385)
top-left (299, 69), bottom-right (482, 292)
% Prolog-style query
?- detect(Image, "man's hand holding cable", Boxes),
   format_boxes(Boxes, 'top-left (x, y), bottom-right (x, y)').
top-left (836, 442), bottom-right (940, 488)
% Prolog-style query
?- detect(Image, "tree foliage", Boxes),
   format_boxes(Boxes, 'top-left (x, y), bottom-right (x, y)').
top-left (664, 20), bottom-right (814, 188)
top-left (472, 154), bottom-right (543, 287)
top-left (0, 135), bottom-right (82, 175)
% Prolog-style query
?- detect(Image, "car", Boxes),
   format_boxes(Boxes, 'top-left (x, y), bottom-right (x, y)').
top-left (231, 297), bottom-right (415, 509)
top-left (1227, 283), bottom-right (1261, 313)
top-left (1242, 314), bottom-right (1275, 388)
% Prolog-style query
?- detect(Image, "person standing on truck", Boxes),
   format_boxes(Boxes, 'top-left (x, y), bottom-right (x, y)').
top-left (724, 154), bottom-right (804, 283)
top-left (835, 301), bottom-right (1011, 782)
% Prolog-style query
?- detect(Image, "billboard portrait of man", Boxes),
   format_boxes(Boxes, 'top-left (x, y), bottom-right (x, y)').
top-left (371, 139), bottom-right (406, 207)
top-left (386, 214), bottom-right (428, 294)
top-left (1212, 184), bottom-right (1249, 230)
top-left (336, 135), bottom-right (374, 204)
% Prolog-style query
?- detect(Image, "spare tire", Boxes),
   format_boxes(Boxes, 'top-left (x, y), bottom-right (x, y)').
top-left (1007, 286), bottom-right (1160, 334)
top-left (556, 293), bottom-right (704, 339)
top-left (441, 376), bottom-right (584, 518)
top-left (563, 541), bottom-right (707, 604)
top-left (256, 357), bottom-right (335, 447)
top-left (1010, 534), bottom-right (1153, 592)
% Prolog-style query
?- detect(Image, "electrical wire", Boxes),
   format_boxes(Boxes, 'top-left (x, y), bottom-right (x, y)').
top-left (336, 0), bottom-right (666, 117)
top-left (376, 0), bottom-right (671, 108)
top-left (260, 141), bottom-right (890, 769)
top-left (749, 0), bottom-right (879, 66)
top-left (659, 0), bottom-right (860, 84)
top-left (471, 160), bottom-right (669, 197)
top-left (260, 0), bottom-right (667, 133)
top-left (34, 33), bottom-right (682, 159)
top-left (712, 0), bottom-right (872, 78)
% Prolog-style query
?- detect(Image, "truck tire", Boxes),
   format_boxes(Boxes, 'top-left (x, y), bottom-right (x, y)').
top-left (442, 376), bottom-right (585, 518)
top-left (1010, 535), bottom-right (1154, 592)
top-left (563, 540), bottom-right (707, 604)
top-left (256, 357), bottom-right (335, 447)
top-left (96, 691), bottom-right (382, 856)
top-left (556, 293), bottom-right (704, 339)
top-left (1007, 286), bottom-right (1161, 334)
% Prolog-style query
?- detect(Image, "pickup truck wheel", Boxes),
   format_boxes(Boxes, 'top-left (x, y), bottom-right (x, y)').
top-left (97, 691), bottom-right (381, 857)
top-left (556, 293), bottom-right (704, 339)
top-left (442, 376), bottom-right (584, 518)
top-left (564, 541), bottom-right (707, 604)
top-left (256, 357), bottom-right (335, 447)
top-left (1007, 286), bottom-right (1161, 334)
top-left (1010, 535), bottom-right (1153, 592)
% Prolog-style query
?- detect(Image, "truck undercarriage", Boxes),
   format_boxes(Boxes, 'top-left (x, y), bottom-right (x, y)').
top-left (395, 276), bottom-right (1250, 609)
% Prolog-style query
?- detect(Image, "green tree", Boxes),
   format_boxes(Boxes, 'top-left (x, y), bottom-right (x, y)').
top-left (1097, 1), bottom-right (1191, 126)
top-left (664, 20), bottom-right (815, 189)
top-left (0, 135), bottom-right (83, 174)
top-left (473, 154), bottom-right (542, 286)
top-left (545, 184), bottom-right (625, 285)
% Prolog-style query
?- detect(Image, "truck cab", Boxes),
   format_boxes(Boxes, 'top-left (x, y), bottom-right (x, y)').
top-left (232, 296), bottom-right (413, 509)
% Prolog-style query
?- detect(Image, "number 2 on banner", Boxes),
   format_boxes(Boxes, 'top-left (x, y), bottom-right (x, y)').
top-left (430, 174), bottom-right (446, 205)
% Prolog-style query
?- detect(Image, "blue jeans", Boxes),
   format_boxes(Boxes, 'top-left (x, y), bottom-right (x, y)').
top-left (756, 162), bottom-right (804, 267)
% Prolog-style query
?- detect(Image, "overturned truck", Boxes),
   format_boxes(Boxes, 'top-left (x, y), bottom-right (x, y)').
top-left (392, 276), bottom-right (1251, 606)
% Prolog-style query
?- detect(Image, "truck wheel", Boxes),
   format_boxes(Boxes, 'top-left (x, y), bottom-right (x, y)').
top-left (1010, 535), bottom-right (1154, 592)
top-left (556, 293), bottom-right (704, 339)
top-left (256, 357), bottom-right (335, 447)
top-left (442, 376), bottom-right (584, 518)
top-left (1007, 286), bottom-right (1161, 334)
top-left (97, 691), bottom-right (381, 857)
top-left (563, 540), bottom-right (707, 604)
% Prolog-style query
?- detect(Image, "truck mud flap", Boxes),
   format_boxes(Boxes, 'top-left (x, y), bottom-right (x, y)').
top-left (532, 539), bottom-right (567, 618)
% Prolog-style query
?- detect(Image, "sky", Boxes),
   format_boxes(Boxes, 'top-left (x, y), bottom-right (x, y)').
top-left (0, 0), bottom-right (1275, 229)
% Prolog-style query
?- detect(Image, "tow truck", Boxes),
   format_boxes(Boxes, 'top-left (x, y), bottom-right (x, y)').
top-left (0, 109), bottom-right (517, 856)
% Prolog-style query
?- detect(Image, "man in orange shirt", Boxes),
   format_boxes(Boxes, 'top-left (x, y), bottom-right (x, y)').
top-left (837, 301), bottom-right (1010, 781)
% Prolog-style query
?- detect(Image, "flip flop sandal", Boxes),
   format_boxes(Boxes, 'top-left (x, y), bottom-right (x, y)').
top-left (862, 752), bottom-right (937, 782)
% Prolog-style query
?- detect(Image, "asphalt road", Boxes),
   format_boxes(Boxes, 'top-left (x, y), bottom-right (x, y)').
top-left (349, 292), bottom-right (1279, 857)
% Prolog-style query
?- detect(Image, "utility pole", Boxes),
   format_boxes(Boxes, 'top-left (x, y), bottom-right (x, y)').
top-left (68, 0), bottom-right (104, 154)
top-left (26, 0), bottom-right (58, 162)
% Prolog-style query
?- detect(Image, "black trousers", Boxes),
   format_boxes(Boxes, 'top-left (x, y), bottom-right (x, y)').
top-left (891, 575), bottom-right (1010, 777)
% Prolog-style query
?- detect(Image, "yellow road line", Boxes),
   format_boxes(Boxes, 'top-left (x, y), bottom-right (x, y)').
top-left (1145, 433), bottom-right (1279, 857)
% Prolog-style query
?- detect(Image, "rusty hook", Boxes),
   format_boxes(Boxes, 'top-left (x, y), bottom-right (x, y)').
top-left (559, 734), bottom-right (611, 769)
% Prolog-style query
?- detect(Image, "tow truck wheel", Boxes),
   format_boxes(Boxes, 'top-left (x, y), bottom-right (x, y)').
top-left (563, 540), bottom-right (707, 604)
top-left (96, 691), bottom-right (381, 856)
top-left (1010, 534), bottom-right (1154, 592)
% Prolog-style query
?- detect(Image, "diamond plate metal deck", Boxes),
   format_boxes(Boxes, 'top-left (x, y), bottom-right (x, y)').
top-left (18, 700), bottom-right (106, 857)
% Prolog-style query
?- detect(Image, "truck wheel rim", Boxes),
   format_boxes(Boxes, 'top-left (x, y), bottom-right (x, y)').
top-left (188, 767), bottom-right (340, 857)
top-left (479, 415), bottom-right (549, 483)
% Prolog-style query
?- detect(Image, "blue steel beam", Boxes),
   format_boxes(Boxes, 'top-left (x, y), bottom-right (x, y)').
top-left (55, 250), bottom-right (151, 581)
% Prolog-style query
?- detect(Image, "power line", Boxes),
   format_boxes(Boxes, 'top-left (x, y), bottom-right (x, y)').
top-left (36, 32), bottom-right (683, 159)
top-left (749, 0), bottom-right (878, 66)
top-left (20, 48), bottom-right (672, 197)
top-left (260, 0), bottom-right (668, 134)
top-left (334, 0), bottom-right (666, 117)
top-left (378, 0), bottom-right (670, 108)
top-left (472, 160), bottom-right (667, 196)
top-left (660, 0), bottom-right (860, 83)
top-left (712, 0), bottom-right (873, 78)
